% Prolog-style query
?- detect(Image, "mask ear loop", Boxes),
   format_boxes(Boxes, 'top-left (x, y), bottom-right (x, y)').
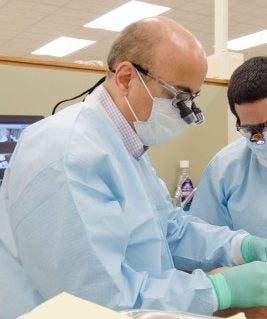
top-left (124, 67), bottom-right (155, 122)
top-left (124, 96), bottom-right (139, 121)
top-left (135, 69), bottom-right (154, 100)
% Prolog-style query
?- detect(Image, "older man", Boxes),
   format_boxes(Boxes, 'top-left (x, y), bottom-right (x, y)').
top-left (2, 18), bottom-right (267, 318)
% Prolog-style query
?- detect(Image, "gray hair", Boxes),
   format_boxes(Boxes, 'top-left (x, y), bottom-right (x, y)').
top-left (107, 19), bottom-right (163, 75)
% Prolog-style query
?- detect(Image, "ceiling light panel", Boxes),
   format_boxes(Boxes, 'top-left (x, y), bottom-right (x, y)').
top-left (228, 30), bottom-right (267, 50)
top-left (84, 1), bottom-right (171, 32)
top-left (31, 36), bottom-right (95, 57)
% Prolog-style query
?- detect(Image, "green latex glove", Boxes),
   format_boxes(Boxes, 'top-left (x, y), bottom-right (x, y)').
top-left (241, 235), bottom-right (267, 262)
top-left (208, 261), bottom-right (267, 310)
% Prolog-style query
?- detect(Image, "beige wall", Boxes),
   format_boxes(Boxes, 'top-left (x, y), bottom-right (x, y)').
top-left (0, 64), bottom-right (103, 116)
top-left (0, 62), bottom-right (229, 195)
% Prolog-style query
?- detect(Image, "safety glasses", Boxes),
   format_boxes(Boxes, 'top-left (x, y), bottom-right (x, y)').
top-left (132, 63), bottom-right (200, 102)
top-left (236, 120), bottom-right (267, 144)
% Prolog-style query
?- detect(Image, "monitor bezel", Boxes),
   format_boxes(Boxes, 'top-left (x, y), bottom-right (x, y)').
top-left (0, 115), bottom-right (44, 124)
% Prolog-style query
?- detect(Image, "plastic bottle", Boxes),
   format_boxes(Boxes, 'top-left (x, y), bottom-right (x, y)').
top-left (174, 160), bottom-right (194, 211)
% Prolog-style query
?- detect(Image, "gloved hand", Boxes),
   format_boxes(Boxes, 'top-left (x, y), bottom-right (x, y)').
top-left (241, 235), bottom-right (267, 262)
top-left (208, 261), bottom-right (267, 310)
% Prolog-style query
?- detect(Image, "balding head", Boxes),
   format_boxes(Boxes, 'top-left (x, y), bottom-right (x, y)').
top-left (107, 17), bottom-right (207, 87)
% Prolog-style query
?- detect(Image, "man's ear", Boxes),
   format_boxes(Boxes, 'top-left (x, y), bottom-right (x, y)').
top-left (114, 62), bottom-right (136, 95)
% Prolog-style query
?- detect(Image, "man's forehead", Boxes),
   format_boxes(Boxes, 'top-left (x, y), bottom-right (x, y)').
top-left (152, 54), bottom-right (206, 93)
top-left (236, 99), bottom-right (267, 124)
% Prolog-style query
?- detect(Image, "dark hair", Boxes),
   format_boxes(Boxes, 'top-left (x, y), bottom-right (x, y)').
top-left (227, 56), bottom-right (267, 123)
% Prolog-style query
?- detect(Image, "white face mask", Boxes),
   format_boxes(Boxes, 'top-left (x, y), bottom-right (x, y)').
top-left (246, 132), bottom-right (267, 168)
top-left (124, 70), bottom-right (186, 146)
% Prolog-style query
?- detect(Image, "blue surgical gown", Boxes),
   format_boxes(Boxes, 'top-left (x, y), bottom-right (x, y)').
top-left (190, 137), bottom-right (267, 236)
top-left (1, 94), bottom-right (246, 317)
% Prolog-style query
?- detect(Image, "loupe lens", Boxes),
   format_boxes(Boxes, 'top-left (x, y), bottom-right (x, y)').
top-left (173, 100), bottom-right (196, 124)
top-left (250, 131), bottom-right (265, 144)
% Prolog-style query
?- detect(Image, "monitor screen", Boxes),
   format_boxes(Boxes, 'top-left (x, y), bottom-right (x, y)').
top-left (0, 115), bottom-right (44, 186)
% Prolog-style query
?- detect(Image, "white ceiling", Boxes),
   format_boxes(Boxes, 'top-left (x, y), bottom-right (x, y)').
top-left (0, 0), bottom-right (266, 66)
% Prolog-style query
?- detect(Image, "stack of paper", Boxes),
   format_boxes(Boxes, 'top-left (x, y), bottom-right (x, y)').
top-left (226, 314), bottom-right (246, 319)
top-left (17, 292), bottom-right (247, 319)
top-left (17, 292), bottom-right (130, 319)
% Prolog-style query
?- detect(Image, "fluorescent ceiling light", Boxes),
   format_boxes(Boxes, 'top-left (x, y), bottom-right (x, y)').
top-left (84, 0), bottom-right (170, 32)
top-left (31, 36), bottom-right (95, 57)
top-left (228, 30), bottom-right (267, 51)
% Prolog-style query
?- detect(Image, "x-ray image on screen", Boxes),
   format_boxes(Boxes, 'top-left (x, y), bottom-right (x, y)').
top-left (0, 115), bottom-right (44, 187)
top-left (0, 125), bottom-right (28, 143)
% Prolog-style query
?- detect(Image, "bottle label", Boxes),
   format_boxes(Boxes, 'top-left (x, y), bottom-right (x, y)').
top-left (180, 178), bottom-right (194, 204)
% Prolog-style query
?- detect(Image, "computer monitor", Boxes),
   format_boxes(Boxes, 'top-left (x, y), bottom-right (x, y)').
top-left (0, 115), bottom-right (44, 186)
